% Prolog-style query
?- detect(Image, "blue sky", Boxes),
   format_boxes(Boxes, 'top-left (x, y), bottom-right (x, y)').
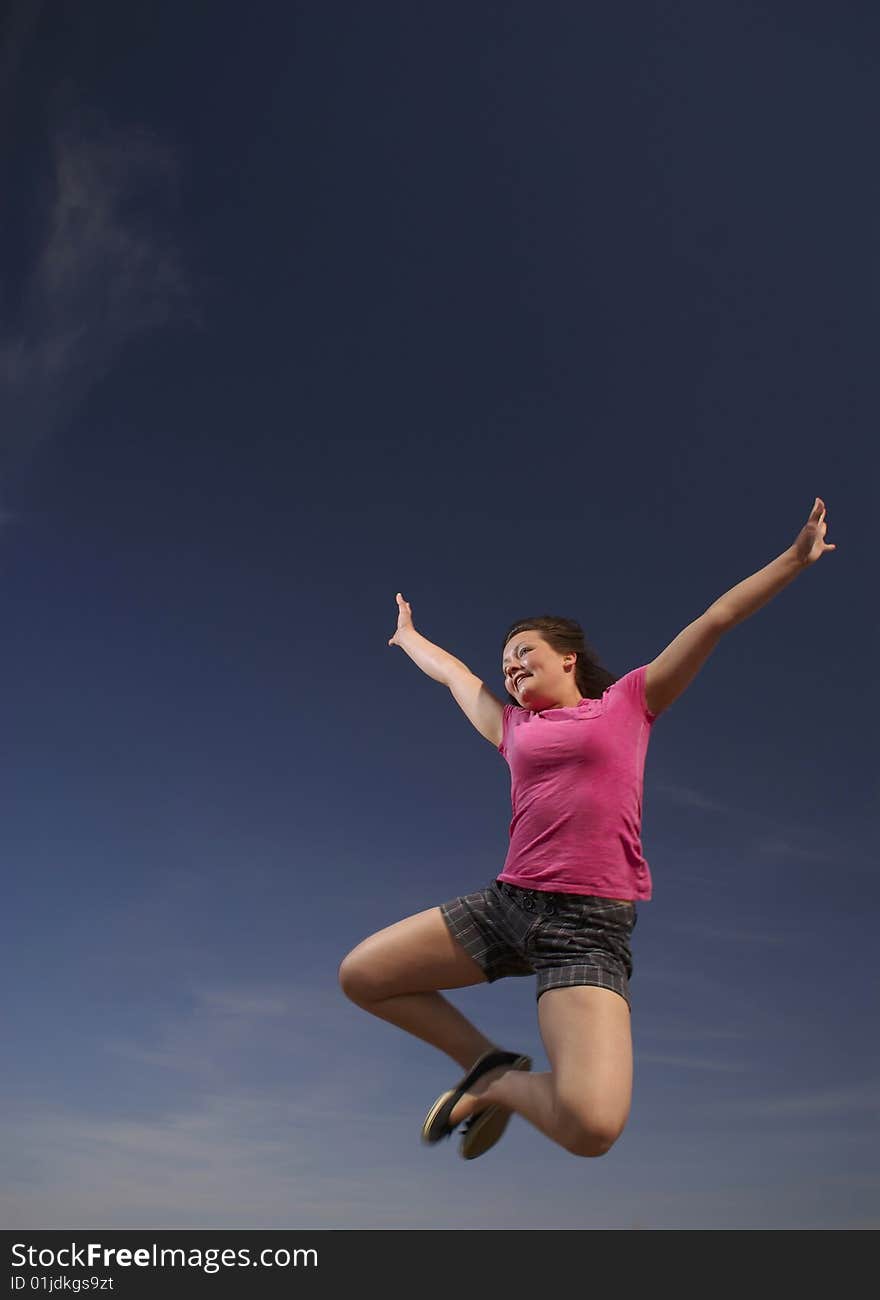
top-left (1, 0), bottom-right (877, 1229)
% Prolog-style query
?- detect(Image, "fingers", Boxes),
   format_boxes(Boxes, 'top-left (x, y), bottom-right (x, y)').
top-left (811, 498), bottom-right (836, 550)
top-left (390, 592), bottom-right (412, 647)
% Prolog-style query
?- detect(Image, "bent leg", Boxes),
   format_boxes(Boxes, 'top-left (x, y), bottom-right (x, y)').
top-left (538, 984), bottom-right (632, 1155)
top-left (449, 986), bottom-right (632, 1156)
top-left (338, 907), bottom-right (499, 1069)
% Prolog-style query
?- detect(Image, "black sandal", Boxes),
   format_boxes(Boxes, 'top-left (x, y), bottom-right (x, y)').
top-left (459, 1054), bottom-right (532, 1159)
top-left (421, 1049), bottom-right (530, 1145)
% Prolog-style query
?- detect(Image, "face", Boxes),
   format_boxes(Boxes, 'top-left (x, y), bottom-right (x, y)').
top-left (501, 630), bottom-right (577, 709)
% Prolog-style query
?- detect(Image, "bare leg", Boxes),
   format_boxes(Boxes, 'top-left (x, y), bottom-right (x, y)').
top-left (339, 907), bottom-right (502, 1070)
top-left (447, 985), bottom-right (633, 1156)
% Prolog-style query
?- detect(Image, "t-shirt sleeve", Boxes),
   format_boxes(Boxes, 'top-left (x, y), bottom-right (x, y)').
top-left (613, 664), bottom-right (659, 723)
top-left (498, 703), bottom-right (516, 756)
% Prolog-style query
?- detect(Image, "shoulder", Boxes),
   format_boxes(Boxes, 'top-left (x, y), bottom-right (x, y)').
top-left (607, 665), bottom-right (658, 721)
top-left (498, 702), bottom-right (526, 754)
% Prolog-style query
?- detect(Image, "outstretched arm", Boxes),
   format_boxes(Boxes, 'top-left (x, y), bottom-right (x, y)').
top-left (387, 593), bottom-right (467, 683)
top-left (710, 497), bottom-right (836, 628)
top-left (387, 593), bottom-right (505, 745)
top-left (645, 498), bottom-right (836, 717)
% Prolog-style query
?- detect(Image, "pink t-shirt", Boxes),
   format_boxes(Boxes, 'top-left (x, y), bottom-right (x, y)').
top-left (496, 664), bottom-right (658, 901)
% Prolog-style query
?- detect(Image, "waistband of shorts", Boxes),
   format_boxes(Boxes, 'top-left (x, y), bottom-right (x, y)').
top-left (494, 878), bottom-right (633, 913)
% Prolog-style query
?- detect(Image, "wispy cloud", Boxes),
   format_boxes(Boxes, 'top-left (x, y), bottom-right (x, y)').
top-left (640, 1024), bottom-right (752, 1043)
top-left (750, 833), bottom-right (837, 863)
top-left (0, 1087), bottom-right (415, 1230)
top-left (654, 780), bottom-right (840, 866)
top-left (654, 780), bottom-right (731, 813)
top-left (0, 975), bottom-right (583, 1229)
top-left (637, 1051), bottom-right (750, 1073)
top-left (741, 1082), bottom-right (880, 1119)
top-left (101, 980), bottom-right (357, 1091)
top-left (195, 987), bottom-right (295, 1018)
top-left (1, 107), bottom-right (190, 462)
top-left (659, 920), bottom-right (789, 945)
top-left (0, 975), bottom-right (424, 1228)
top-left (3, 975), bottom-right (878, 1229)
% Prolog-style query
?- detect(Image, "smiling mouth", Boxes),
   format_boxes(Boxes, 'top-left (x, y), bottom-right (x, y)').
top-left (514, 674), bottom-right (531, 690)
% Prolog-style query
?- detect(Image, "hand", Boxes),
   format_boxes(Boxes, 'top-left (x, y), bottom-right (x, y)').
top-left (792, 497), bottom-right (837, 567)
top-left (388, 592), bottom-right (415, 647)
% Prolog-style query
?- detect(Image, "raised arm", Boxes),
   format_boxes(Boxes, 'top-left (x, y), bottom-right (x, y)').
top-left (645, 498), bottom-right (836, 717)
top-left (388, 593), bottom-right (505, 746)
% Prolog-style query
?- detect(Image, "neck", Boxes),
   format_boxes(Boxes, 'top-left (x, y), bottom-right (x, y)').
top-left (532, 689), bottom-right (584, 711)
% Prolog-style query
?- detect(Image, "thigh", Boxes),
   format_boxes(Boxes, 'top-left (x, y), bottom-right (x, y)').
top-left (338, 906), bottom-right (489, 1002)
top-left (538, 985), bottom-right (633, 1138)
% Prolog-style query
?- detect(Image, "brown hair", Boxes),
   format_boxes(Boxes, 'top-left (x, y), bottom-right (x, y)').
top-left (500, 615), bottom-right (618, 709)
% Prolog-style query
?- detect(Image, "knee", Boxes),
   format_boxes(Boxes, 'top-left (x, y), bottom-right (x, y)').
top-left (556, 1106), bottom-right (626, 1159)
top-left (337, 948), bottom-right (386, 1006)
top-left (337, 951), bottom-right (372, 1004)
top-left (563, 1128), bottom-right (619, 1158)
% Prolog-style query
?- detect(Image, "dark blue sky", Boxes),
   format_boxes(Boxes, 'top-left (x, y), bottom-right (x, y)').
top-left (1, 0), bottom-right (877, 1228)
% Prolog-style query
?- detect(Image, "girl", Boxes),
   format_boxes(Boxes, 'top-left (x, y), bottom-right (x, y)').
top-left (339, 500), bottom-right (835, 1160)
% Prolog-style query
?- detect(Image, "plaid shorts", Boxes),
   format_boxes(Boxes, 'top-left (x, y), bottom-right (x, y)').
top-left (439, 878), bottom-right (638, 1008)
